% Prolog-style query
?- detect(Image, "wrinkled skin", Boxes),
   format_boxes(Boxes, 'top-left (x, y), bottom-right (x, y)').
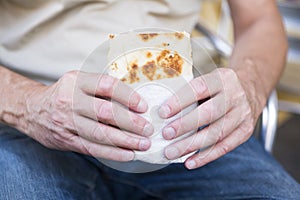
top-left (24, 71), bottom-right (154, 161)
top-left (160, 68), bottom-right (259, 169)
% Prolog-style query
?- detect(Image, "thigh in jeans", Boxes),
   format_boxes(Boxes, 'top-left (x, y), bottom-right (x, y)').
top-left (0, 124), bottom-right (113, 200)
top-left (102, 136), bottom-right (300, 200)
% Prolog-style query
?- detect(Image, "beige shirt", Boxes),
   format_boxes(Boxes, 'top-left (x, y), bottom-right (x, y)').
top-left (0, 0), bottom-right (201, 83)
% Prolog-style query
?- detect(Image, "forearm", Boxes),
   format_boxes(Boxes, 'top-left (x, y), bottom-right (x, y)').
top-left (0, 66), bottom-right (44, 130)
top-left (228, 1), bottom-right (287, 116)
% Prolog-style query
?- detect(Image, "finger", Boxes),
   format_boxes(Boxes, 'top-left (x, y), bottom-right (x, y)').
top-left (73, 115), bottom-right (151, 151)
top-left (77, 136), bottom-right (135, 161)
top-left (49, 130), bottom-right (135, 162)
top-left (164, 109), bottom-right (242, 160)
top-left (158, 69), bottom-right (224, 119)
top-left (76, 95), bottom-right (154, 136)
top-left (184, 125), bottom-right (250, 169)
top-left (162, 93), bottom-right (228, 140)
top-left (78, 72), bottom-right (148, 112)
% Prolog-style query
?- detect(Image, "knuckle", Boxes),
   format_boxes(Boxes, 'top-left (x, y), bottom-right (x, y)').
top-left (40, 133), bottom-right (57, 149)
top-left (216, 130), bottom-right (226, 143)
top-left (216, 68), bottom-right (238, 89)
top-left (244, 106), bottom-right (252, 119)
top-left (240, 105), bottom-right (255, 127)
top-left (50, 111), bottom-right (66, 125)
top-left (199, 105), bottom-right (208, 116)
top-left (125, 136), bottom-right (139, 149)
top-left (61, 70), bottom-right (79, 81)
top-left (115, 151), bottom-right (129, 161)
top-left (170, 95), bottom-right (180, 109)
top-left (91, 124), bottom-right (106, 143)
top-left (206, 127), bottom-right (218, 145)
top-left (50, 111), bottom-right (74, 131)
top-left (98, 75), bottom-right (117, 96)
top-left (65, 70), bottom-right (80, 79)
top-left (100, 148), bottom-right (125, 161)
top-left (190, 78), bottom-right (208, 99)
top-left (79, 140), bottom-right (99, 157)
top-left (209, 104), bottom-right (218, 119)
top-left (230, 92), bottom-right (243, 108)
top-left (52, 132), bottom-right (63, 143)
top-left (185, 143), bottom-right (196, 154)
top-left (217, 68), bottom-right (236, 79)
top-left (51, 131), bottom-right (69, 147)
top-left (67, 137), bottom-right (90, 155)
top-left (76, 144), bottom-right (90, 155)
top-left (59, 71), bottom-right (79, 87)
top-left (200, 103), bottom-right (213, 123)
top-left (97, 101), bottom-right (113, 122)
top-left (129, 92), bottom-right (141, 109)
top-left (53, 91), bottom-right (72, 108)
top-left (176, 118), bottom-right (187, 134)
top-left (248, 117), bottom-right (255, 128)
top-left (84, 144), bottom-right (95, 156)
top-left (239, 122), bottom-right (254, 135)
top-left (185, 133), bottom-right (201, 152)
top-left (219, 144), bottom-right (230, 155)
top-left (131, 114), bottom-right (146, 129)
top-left (238, 89), bottom-right (248, 100)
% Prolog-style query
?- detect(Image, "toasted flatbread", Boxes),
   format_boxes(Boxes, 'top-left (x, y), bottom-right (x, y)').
top-left (107, 31), bottom-right (197, 164)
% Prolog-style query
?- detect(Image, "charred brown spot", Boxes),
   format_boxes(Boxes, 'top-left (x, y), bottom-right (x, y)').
top-left (163, 68), bottom-right (177, 77)
top-left (156, 74), bottom-right (162, 80)
top-left (140, 34), bottom-right (149, 41)
top-left (156, 50), bottom-right (183, 78)
top-left (146, 52), bottom-right (152, 58)
top-left (142, 61), bottom-right (156, 81)
top-left (128, 69), bottom-right (139, 83)
top-left (162, 42), bottom-right (170, 47)
top-left (139, 33), bottom-right (158, 41)
top-left (121, 78), bottom-right (127, 82)
top-left (129, 71), bottom-right (139, 83)
top-left (156, 50), bottom-right (170, 63)
top-left (109, 34), bottom-right (115, 39)
top-left (111, 62), bottom-right (118, 71)
top-left (131, 63), bottom-right (138, 70)
top-left (127, 63), bottom-right (139, 83)
top-left (149, 33), bottom-right (158, 37)
top-left (175, 32), bottom-right (184, 40)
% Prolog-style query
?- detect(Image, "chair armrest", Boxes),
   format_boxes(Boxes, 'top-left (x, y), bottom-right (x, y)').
top-left (260, 90), bottom-right (278, 153)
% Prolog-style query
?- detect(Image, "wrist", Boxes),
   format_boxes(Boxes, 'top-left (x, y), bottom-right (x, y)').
top-left (0, 67), bottom-right (45, 132)
top-left (20, 83), bottom-right (48, 134)
top-left (232, 59), bottom-right (269, 119)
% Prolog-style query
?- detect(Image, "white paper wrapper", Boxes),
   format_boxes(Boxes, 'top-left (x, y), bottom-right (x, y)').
top-left (107, 31), bottom-right (197, 164)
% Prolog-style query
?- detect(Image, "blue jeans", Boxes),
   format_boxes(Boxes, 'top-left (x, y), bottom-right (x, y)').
top-left (0, 123), bottom-right (299, 200)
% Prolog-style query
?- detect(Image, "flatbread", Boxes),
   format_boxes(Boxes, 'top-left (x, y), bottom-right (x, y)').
top-left (107, 31), bottom-right (197, 164)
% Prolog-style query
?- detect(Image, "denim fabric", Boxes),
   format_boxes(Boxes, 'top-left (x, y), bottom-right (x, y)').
top-left (1, 123), bottom-right (299, 200)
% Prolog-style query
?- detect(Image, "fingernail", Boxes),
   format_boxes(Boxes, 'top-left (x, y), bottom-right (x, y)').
top-left (139, 139), bottom-right (151, 151)
top-left (163, 127), bottom-right (176, 139)
top-left (158, 105), bottom-right (170, 118)
top-left (165, 146), bottom-right (179, 160)
top-left (137, 99), bottom-right (148, 112)
top-left (143, 123), bottom-right (154, 136)
top-left (186, 160), bottom-right (196, 169)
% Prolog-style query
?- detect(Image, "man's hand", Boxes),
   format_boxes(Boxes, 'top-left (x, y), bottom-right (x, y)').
top-left (23, 70), bottom-right (154, 161)
top-left (159, 0), bottom-right (287, 170)
top-left (159, 68), bottom-right (260, 169)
